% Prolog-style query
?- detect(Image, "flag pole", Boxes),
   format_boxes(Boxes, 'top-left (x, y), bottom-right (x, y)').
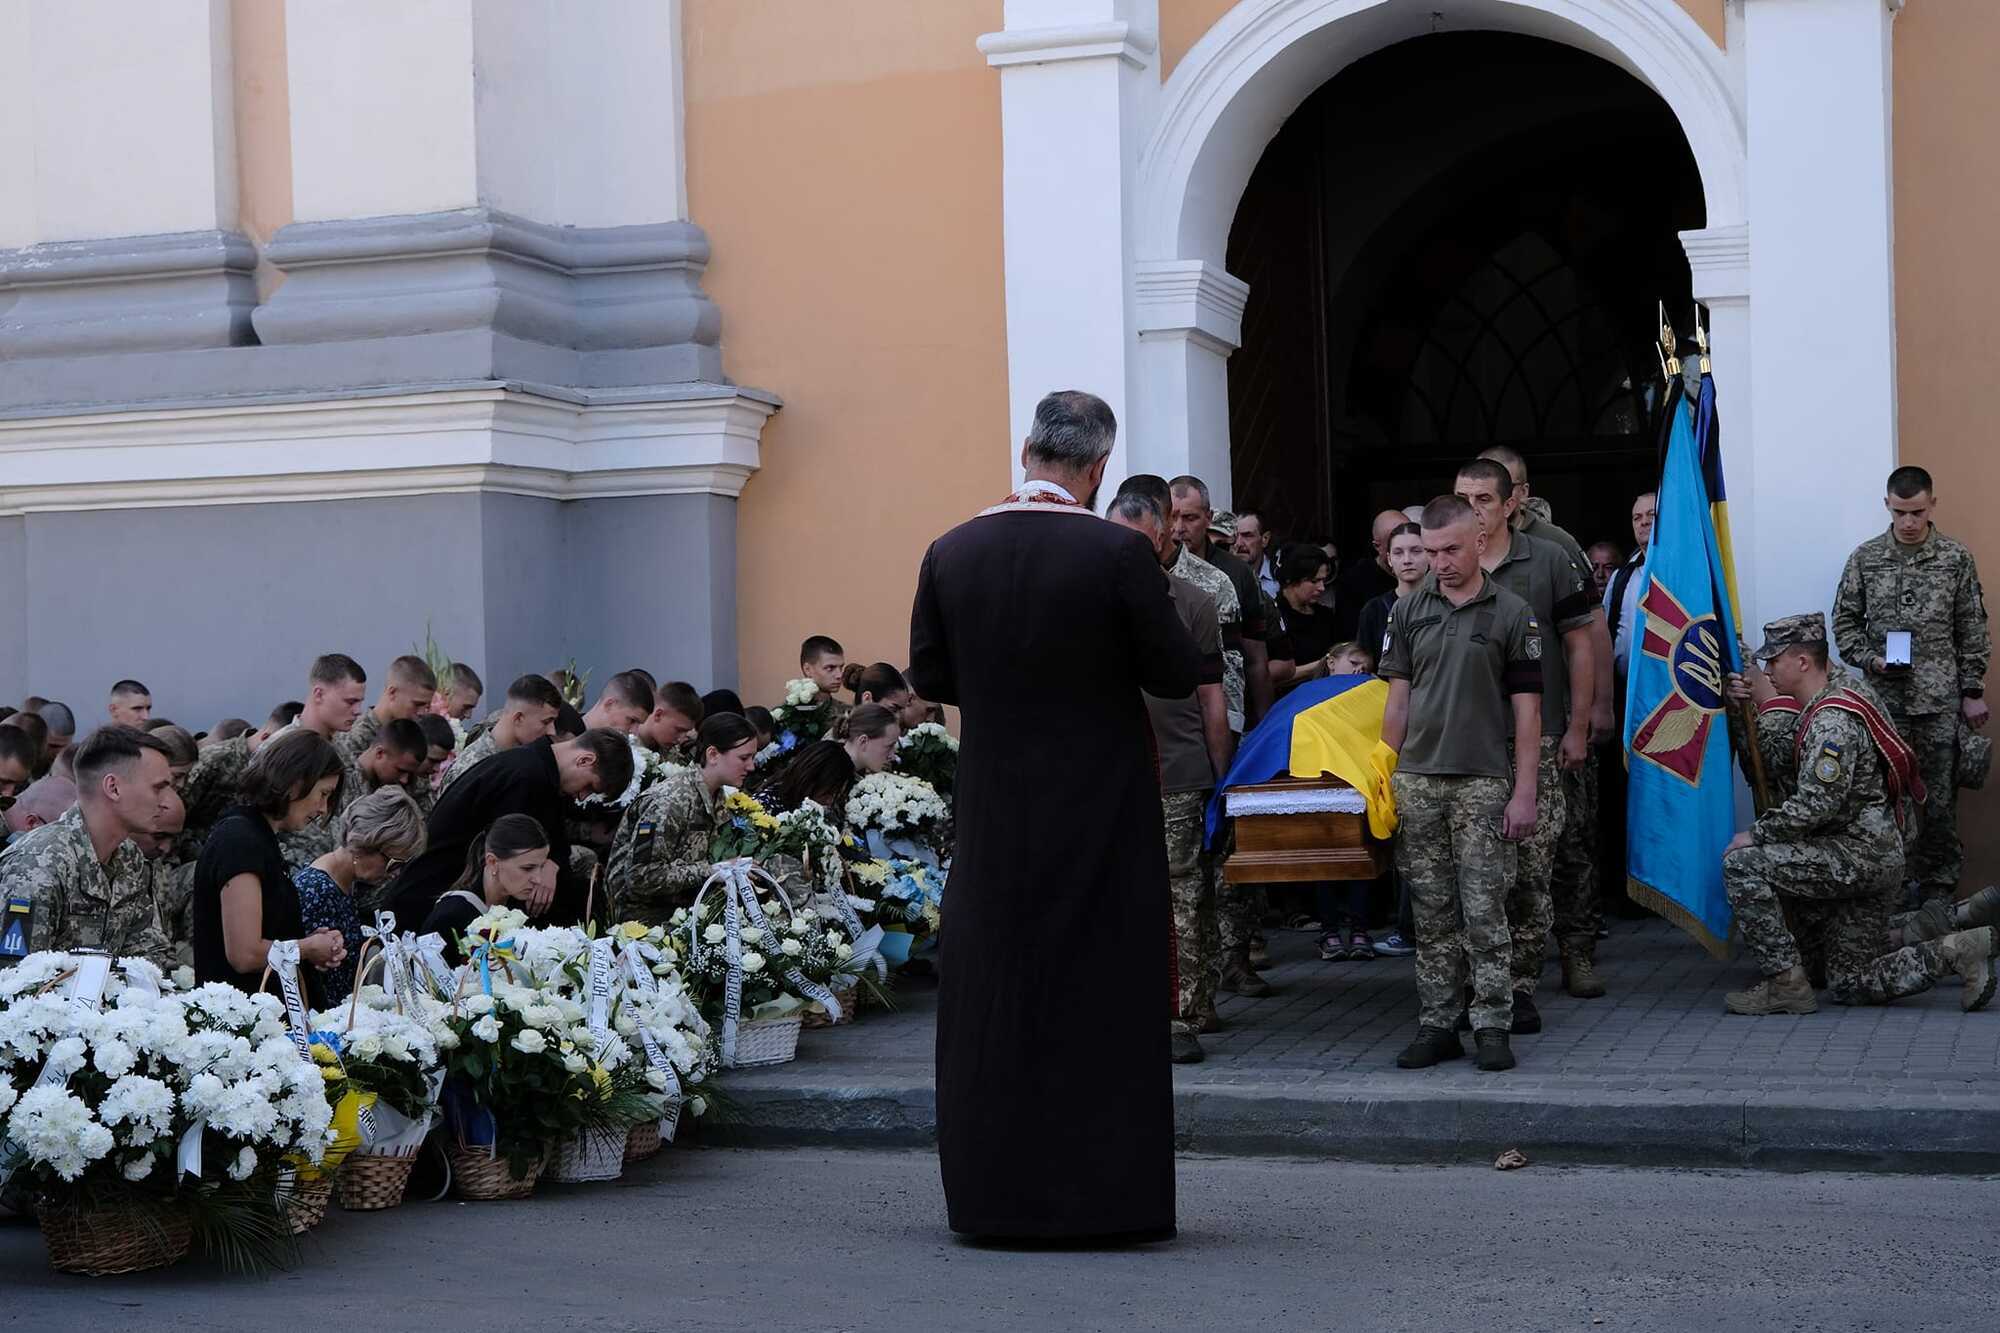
top-left (1682, 308), bottom-right (1772, 814)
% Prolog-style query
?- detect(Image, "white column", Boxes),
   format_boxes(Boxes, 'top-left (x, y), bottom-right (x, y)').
top-left (1132, 260), bottom-right (1246, 504)
top-left (1683, 223), bottom-right (1756, 620)
top-left (1742, 0), bottom-right (1901, 630)
top-left (19, 0), bottom-right (237, 243)
top-left (284, 0), bottom-right (480, 222)
top-left (979, 1), bottom-right (1159, 490)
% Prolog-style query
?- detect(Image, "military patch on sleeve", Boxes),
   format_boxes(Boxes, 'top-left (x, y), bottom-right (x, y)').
top-left (1525, 615), bottom-right (1543, 660)
top-left (1813, 742), bottom-right (1843, 784)
top-left (634, 820), bottom-right (658, 859)
top-left (1382, 628), bottom-right (1393, 659)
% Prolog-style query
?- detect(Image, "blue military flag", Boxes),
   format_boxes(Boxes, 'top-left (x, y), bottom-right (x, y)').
top-left (1624, 372), bottom-right (1744, 957)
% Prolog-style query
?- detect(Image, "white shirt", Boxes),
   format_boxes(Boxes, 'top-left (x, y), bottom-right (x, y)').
top-left (1605, 552), bottom-right (1647, 678)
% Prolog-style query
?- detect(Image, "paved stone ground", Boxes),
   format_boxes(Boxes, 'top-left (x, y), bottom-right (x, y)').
top-left (719, 918), bottom-right (2000, 1170)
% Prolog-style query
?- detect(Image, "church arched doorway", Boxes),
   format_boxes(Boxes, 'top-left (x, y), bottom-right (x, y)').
top-left (1224, 31), bottom-right (1705, 561)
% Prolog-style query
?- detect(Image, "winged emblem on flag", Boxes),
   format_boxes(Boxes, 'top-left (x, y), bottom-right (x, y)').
top-left (1630, 578), bottom-right (1726, 786)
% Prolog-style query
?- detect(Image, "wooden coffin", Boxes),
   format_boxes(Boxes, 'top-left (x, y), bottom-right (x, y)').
top-left (1221, 777), bottom-right (1388, 884)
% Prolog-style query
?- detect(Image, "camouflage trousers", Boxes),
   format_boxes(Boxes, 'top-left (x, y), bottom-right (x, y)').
top-left (1504, 738), bottom-right (1565, 994)
top-left (1164, 790), bottom-right (1218, 1036)
top-left (1215, 823), bottom-right (1260, 957)
top-left (1550, 747), bottom-right (1601, 961)
top-left (1829, 937), bottom-right (1955, 1006)
top-left (1894, 711), bottom-right (1961, 894)
top-left (1722, 835), bottom-right (1901, 983)
top-left (1392, 770), bottom-right (1516, 1032)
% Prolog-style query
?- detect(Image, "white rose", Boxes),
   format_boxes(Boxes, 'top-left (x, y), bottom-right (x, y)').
top-left (510, 1029), bottom-right (547, 1054)
top-left (563, 1052), bottom-right (588, 1074)
top-left (461, 993), bottom-right (496, 1016)
top-left (614, 1015), bottom-right (636, 1035)
top-left (788, 916), bottom-right (811, 936)
top-left (228, 1146), bottom-right (257, 1182)
top-left (740, 951), bottom-right (766, 974)
top-left (471, 1015), bottom-right (501, 1043)
top-left (740, 926), bottom-right (763, 945)
top-left (703, 924), bottom-right (726, 945)
top-left (688, 1095), bottom-right (708, 1118)
top-left (780, 938), bottom-right (803, 957)
top-left (835, 944), bottom-right (853, 961)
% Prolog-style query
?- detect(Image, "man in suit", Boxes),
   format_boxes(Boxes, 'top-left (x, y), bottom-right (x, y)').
top-left (910, 389), bottom-right (1201, 1243)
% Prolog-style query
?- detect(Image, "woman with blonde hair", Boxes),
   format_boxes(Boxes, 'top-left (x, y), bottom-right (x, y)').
top-left (295, 785), bottom-right (428, 1003)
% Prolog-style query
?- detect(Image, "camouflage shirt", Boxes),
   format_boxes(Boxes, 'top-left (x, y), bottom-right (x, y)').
top-left (1172, 546), bottom-right (1245, 733)
top-left (603, 765), bottom-right (718, 925)
top-left (337, 710), bottom-right (383, 761)
top-left (1750, 673), bottom-right (1902, 859)
top-left (179, 735), bottom-right (254, 858)
top-left (0, 807), bottom-right (175, 967)
top-left (439, 730), bottom-right (499, 793)
top-left (1832, 525), bottom-right (1991, 717)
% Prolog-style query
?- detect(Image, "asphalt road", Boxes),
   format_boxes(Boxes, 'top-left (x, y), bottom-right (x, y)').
top-left (6, 1148), bottom-right (1993, 1332)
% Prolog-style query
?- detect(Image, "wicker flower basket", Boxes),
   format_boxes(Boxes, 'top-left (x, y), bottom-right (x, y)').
top-left (623, 1119), bottom-right (663, 1163)
top-left (335, 1148), bottom-right (421, 1212)
top-left (801, 984), bottom-right (858, 1029)
top-left (726, 1014), bottom-right (803, 1068)
top-left (285, 1173), bottom-right (335, 1234)
top-left (38, 1200), bottom-right (193, 1276)
top-left (447, 1143), bottom-right (545, 1200)
top-left (546, 1125), bottom-right (627, 1184)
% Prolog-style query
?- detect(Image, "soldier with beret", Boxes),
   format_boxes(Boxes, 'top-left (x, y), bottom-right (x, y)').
top-left (1832, 466), bottom-right (1991, 902)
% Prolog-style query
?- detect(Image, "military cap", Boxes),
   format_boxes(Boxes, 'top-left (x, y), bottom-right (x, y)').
top-left (1209, 509), bottom-right (1236, 539)
top-left (1753, 611), bottom-right (1829, 663)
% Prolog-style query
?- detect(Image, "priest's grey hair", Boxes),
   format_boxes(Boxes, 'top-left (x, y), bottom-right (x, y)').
top-left (1024, 390), bottom-right (1117, 468)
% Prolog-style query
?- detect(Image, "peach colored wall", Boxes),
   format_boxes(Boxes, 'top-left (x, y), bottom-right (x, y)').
top-left (1160, 0), bottom-right (1725, 80)
top-left (1894, 2), bottom-right (2000, 883)
top-left (229, 0), bottom-right (291, 298)
top-left (683, 0), bottom-right (1009, 707)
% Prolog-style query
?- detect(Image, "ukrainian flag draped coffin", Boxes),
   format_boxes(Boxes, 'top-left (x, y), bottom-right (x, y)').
top-left (1624, 372), bottom-right (1744, 957)
top-left (1203, 675), bottom-right (1397, 848)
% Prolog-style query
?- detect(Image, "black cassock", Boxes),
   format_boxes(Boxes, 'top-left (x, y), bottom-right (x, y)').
top-left (910, 503), bottom-right (1200, 1239)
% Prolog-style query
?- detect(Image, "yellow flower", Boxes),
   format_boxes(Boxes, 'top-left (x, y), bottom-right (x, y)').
top-left (617, 921), bottom-right (649, 941)
top-left (852, 860), bottom-right (889, 886)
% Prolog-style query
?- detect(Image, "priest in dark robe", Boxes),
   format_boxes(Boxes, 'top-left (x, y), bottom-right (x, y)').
top-left (909, 388), bottom-right (1202, 1242)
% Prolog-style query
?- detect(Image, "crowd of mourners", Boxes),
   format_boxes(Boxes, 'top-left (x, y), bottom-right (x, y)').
top-left (0, 639), bottom-right (934, 1012)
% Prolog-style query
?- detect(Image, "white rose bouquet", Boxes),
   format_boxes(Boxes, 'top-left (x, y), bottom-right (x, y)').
top-left (893, 721), bottom-right (958, 796)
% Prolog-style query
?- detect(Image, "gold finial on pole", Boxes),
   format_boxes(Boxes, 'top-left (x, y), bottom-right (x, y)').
top-left (1693, 304), bottom-right (1711, 374)
top-left (1658, 300), bottom-right (1681, 380)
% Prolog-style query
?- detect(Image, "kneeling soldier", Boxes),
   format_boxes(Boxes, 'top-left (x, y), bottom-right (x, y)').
top-left (1719, 614), bottom-right (1982, 1014)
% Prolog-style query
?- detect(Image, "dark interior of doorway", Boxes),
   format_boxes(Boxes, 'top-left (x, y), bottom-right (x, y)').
top-left (1226, 31), bottom-right (1706, 565)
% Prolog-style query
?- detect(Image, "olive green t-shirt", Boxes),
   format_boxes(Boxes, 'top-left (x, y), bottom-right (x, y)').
top-left (1488, 530), bottom-right (1595, 736)
top-left (1379, 574), bottom-right (1544, 778)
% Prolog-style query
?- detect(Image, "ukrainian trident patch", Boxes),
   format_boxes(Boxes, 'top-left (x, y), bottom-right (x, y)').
top-left (1631, 580), bottom-right (1726, 786)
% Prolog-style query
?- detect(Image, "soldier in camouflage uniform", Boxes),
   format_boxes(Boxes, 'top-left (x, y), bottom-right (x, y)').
top-left (604, 749), bottom-right (737, 924)
top-left (1720, 614), bottom-right (1927, 1015)
top-left (0, 727), bottom-right (182, 967)
top-left (438, 675), bottom-right (564, 795)
top-left (1380, 496), bottom-right (1545, 1072)
top-left (1832, 466), bottom-right (1991, 900)
top-left (281, 719), bottom-right (426, 870)
top-left (1457, 460), bottom-right (1596, 1032)
top-left (1490, 455), bottom-right (1618, 1000)
top-left (335, 655), bottom-right (438, 761)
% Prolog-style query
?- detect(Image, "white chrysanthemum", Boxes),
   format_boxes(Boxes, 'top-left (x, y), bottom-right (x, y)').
top-left (510, 1029), bottom-right (547, 1054)
top-left (170, 965), bottom-right (197, 990)
top-left (10, 1087), bottom-right (115, 1181)
top-left (99, 1074), bottom-right (176, 1142)
top-left (43, 1036), bottom-right (89, 1081)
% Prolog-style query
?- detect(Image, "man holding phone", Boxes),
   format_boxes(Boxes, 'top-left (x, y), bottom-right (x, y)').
top-left (1833, 466), bottom-right (1991, 903)
top-left (1380, 495), bottom-right (1544, 1073)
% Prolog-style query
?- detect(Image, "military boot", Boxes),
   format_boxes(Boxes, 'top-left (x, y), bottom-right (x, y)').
top-left (1939, 927), bottom-right (1999, 1013)
top-left (1560, 940), bottom-right (1607, 999)
top-left (1472, 1028), bottom-right (1515, 1072)
top-left (1396, 1025), bottom-right (1464, 1069)
top-left (1218, 952), bottom-right (1272, 998)
top-left (1169, 1031), bottom-right (1206, 1064)
top-left (1724, 968), bottom-right (1818, 1016)
top-left (1901, 897), bottom-right (1958, 945)
top-left (1510, 989), bottom-right (1543, 1035)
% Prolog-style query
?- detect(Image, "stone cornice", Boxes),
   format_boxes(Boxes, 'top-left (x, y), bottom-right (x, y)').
top-left (978, 21), bottom-right (1157, 70)
top-left (1682, 223), bottom-right (1751, 302)
top-left (0, 382), bottom-right (778, 515)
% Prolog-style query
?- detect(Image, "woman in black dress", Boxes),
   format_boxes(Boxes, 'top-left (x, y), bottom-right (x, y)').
top-left (191, 729), bottom-right (349, 996)
top-left (1268, 543), bottom-right (1339, 696)
top-left (421, 814), bottom-right (555, 965)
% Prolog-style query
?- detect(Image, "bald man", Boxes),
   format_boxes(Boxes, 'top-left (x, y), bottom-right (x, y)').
top-left (1332, 509), bottom-right (1410, 641)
